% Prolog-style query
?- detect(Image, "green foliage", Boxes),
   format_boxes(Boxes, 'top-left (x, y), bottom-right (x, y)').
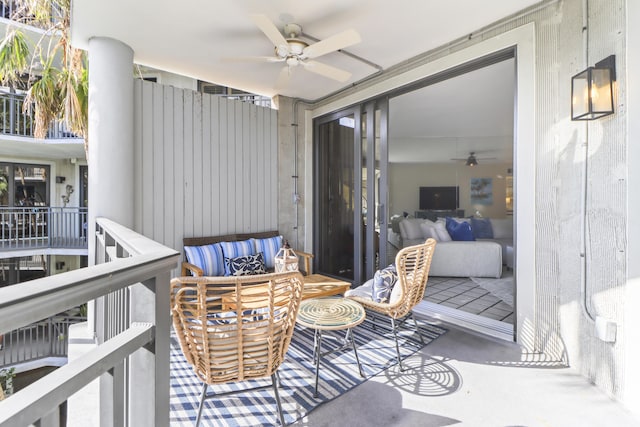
top-left (0, 29), bottom-right (29, 86)
top-left (0, 367), bottom-right (15, 395)
top-left (0, 0), bottom-right (88, 149)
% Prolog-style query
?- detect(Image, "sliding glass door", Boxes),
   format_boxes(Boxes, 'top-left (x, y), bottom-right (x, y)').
top-left (314, 102), bottom-right (387, 283)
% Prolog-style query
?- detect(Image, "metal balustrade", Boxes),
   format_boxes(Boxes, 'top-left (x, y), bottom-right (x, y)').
top-left (0, 92), bottom-right (81, 139)
top-left (0, 217), bottom-right (179, 426)
top-left (0, 207), bottom-right (88, 251)
top-left (0, 315), bottom-right (85, 367)
top-left (0, 1), bottom-right (62, 29)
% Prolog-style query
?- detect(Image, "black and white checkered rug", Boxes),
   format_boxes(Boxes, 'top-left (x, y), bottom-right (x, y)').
top-left (169, 318), bottom-right (446, 426)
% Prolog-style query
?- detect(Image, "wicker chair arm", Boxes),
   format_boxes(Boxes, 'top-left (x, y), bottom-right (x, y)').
top-left (181, 261), bottom-right (204, 276)
top-left (294, 250), bottom-right (314, 275)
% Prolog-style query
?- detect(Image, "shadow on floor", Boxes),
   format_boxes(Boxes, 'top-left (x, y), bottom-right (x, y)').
top-left (295, 380), bottom-right (460, 427)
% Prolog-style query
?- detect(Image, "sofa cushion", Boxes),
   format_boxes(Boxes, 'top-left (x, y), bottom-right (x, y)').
top-left (419, 221), bottom-right (438, 240)
top-left (471, 217), bottom-right (494, 239)
top-left (446, 217), bottom-right (475, 241)
top-left (224, 252), bottom-right (267, 276)
top-left (491, 218), bottom-right (513, 239)
top-left (220, 239), bottom-right (256, 259)
top-left (433, 221), bottom-right (452, 242)
top-left (184, 243), bottom-right (225, 276)
top-left (372, 264), bottom-right (398, 303)
top-left (344, 278), bottom-right (375, 300)
top-left (399, 218), bottom-right (425, 240)
top-left (252, 235), bottom-right (283, 269)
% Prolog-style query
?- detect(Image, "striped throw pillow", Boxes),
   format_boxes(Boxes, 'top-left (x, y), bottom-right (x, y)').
top-left (252, 235), bottom-right (283, 269)
top-left (220, 239), bottom-right (256, 260)
top-left (184, 243), bottom-right (224, 276)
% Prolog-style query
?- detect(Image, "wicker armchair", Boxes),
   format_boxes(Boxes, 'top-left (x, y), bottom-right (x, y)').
top-left (345, 239), bottom-right (436, 370)
top-left (171, 271), bottom-right (304, 426)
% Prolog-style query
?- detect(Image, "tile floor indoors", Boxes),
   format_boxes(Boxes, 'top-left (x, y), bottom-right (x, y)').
top-left (424, 275), bottom-right (514, 324)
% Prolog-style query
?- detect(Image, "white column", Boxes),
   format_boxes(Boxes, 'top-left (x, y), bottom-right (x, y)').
top-left (88, 37), bottom-right (134, 265)
top-left (86, 37), bottom-right (134, 426)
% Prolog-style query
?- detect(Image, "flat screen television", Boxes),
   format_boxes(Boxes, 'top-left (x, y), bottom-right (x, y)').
top-left (419, 186), bottom-right (459, 211)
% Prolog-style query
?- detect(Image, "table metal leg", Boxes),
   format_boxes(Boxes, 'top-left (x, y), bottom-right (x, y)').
top-left (348, 328), bottom-right (365, 377)
top-left (314, 330), bottom-right (323, 398)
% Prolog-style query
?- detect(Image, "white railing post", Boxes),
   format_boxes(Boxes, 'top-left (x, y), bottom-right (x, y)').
top-left (127, 273), bottom-right (170, 426)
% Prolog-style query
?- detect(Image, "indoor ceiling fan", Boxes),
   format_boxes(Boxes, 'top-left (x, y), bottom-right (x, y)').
top-left (229, 14), bottom-right (361, 88)
top-left (450, 152), bottom-right (497, 167)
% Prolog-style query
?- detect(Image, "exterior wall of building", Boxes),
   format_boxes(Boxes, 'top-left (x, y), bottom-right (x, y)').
top-left (280, 0), bottom-right (635, 409)
top-left (133, 80), bottom-right (279, 257)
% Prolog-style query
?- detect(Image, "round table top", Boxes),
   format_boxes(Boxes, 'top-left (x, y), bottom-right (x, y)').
top-left (296, 297), bottom-right (365, 331)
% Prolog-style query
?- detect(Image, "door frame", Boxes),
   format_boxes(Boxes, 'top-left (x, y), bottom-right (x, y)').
top-left (308, 23), bottom-right (536, 347)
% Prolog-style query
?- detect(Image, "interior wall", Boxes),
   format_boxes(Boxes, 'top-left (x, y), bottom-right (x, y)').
top-left (388, 162), bottom-right (511, 219)
top-left (302, 0), bottom-right (631, 408)
top-left (133, 80), bottom-right (279, 257)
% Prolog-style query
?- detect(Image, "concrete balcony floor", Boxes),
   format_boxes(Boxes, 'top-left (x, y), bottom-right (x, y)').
top-left (292, 322), bottom-right (640, 427)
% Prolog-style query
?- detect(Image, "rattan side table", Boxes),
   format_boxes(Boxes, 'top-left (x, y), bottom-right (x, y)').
top-left (296, 297), bottom-right (366, 397)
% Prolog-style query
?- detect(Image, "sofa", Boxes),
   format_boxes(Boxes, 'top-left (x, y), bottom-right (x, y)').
top-left (181, 231), bottom-right (314, 277)
top-left (398, 217), bottom-right (513, 278)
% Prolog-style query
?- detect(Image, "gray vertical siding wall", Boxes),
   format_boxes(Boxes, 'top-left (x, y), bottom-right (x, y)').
top-left (133, 80), bottom-right (278, 253)
top-left (305, 0), bottom-right (633, 405)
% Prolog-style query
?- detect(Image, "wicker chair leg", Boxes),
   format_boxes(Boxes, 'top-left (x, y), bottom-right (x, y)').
top-left (195, 383), bottom-right (208, 427)
top-left (390, 318), bottom-right (404, 371)
top-left (271, 373), bottom-right (286, 426)
top-left (410, 312), bottom-right (425, 344)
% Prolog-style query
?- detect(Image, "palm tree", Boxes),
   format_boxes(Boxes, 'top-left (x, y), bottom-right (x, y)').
top-left (0, 0), bottom-right (88, 154)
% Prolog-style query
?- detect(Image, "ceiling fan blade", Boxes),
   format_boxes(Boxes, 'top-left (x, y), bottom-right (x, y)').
top-left (302, 29), bottom-right (361, 59)
top-left (251, 14), bottom-right (288, 51)
top-left (222, 56), bottom-right (285, 63)
top-left (302, 60), bottom-right (352, 82)
top-left (275, 66), bottom-right (292, 90)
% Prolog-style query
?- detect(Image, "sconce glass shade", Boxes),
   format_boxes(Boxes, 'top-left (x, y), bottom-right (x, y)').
top-left (274, 240), bottom-right (298, 272)
top-left (571, 60), bottom-right (615, 120)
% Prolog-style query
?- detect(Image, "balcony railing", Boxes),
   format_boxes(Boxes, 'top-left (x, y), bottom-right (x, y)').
top-left (0, 207), bottom-right (88, 252)
top-left (0, 1), bottom-right (62, 29)
top-left (0, 217), bottom-right (179, 426)
top-left (0, 315), bottom-right (85, 368)
top-left (0, 92), bottom-right (81, 139)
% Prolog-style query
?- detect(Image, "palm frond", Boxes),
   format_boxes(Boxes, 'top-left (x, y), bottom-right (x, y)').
top-left (0, 29), bottom-right (30, 86)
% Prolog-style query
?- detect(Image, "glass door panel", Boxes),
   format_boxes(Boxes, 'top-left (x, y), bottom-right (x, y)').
top-left (315, 111), bottom-right (359, 280)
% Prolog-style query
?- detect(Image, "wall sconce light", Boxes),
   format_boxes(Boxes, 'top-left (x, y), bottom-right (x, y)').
top-left (571, 55), bottom-right (616, 121)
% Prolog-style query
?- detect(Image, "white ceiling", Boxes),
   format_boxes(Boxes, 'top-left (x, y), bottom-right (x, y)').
top-left (71, 0), bottom-right (541, 101)
top-left (389, 58), bottom-right (515, 164)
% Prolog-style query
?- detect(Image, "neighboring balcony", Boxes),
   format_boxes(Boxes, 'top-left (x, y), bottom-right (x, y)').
top-left (0, 92), bottom-right (81, 140)
top-left (0, 207), bottom-right (88, 255)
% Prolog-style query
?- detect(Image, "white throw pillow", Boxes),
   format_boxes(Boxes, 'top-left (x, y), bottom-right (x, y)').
top-left (419, 220), bottom-right (438, 241)
top-left (433, 222), bottom-right (452, 241)
top-left (399, 218), bottom-right (425, 240)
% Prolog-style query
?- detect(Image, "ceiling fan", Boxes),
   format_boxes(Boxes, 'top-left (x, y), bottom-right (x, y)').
top-left (450, 152), bottom-right (497, 167)
top-left (230, 14), bottom-right (361, 88)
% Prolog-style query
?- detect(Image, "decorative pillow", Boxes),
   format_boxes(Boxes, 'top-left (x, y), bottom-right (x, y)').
top-left (471, 217), bottom-right (494, 239)
top-left (445, 217), bottom-right (475, 241)
top-left (252, 235), bottom-right (283, 269)
top-left (220, 239), bottom-right (256, 259)
top-left (224, 252), bottom-right (267, 276)
top-left (184, 243), bottom-right (225, 276)
top-left (399, 219), bottom-right (424, 240)
top-left (433, 221), bottom-right (452, 242)
top-left (372, 264), bottom-right (398, 303)
top-left (419, 221), bottom-right (438, 240)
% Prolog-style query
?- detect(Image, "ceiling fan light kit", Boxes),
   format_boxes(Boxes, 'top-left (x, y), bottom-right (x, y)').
top-left (244, 14), bottom-right (362, 87)
top-left (466, 153), bottom-right (478, 167)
